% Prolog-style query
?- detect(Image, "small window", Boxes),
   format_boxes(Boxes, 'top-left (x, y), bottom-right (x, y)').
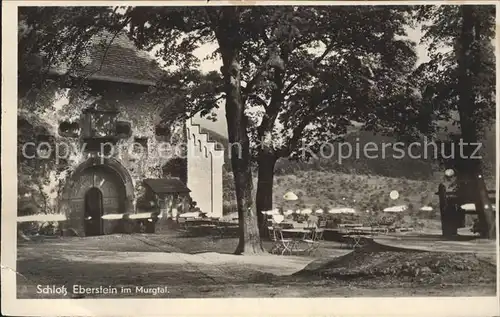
top-left (155, 124), bottom-right (171, 141)
top-left (92, 113), bottom-right (115, 137)
top-left (58, 121), bottom-right (79, 137)
top-left (82, 107), bottom-right (118, 138)
top-left (116, 121), bottom-right (131, 139)
top-left (133, 137), bottom-right (148, 156)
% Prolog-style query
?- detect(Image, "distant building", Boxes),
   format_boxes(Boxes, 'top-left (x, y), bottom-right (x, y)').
top-left (18, 33), bottom-right (224, 236)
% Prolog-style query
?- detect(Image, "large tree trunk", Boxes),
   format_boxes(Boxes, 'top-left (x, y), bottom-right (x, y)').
top-left (456, 6), bottom-right (496, 239)
top-left (253, 43), bottom-right (287, 238)
top-left (256, 154), bottom-right (277, 237)
top-left (223, 59), bottom-right (264, 254)
top-left (223, 58), bottom-right (264, 254)
top-left (215, 12), bottom-right (265, 254)
top-left (474, 175), bottom-right (496, 238)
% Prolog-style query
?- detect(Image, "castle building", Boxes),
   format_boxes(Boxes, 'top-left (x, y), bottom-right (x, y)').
top-left (18, 33), bottom-right (224, 236)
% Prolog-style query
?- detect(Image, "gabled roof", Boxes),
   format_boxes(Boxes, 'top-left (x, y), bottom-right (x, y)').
top-left (143, 178), bottom-right (191, 194)
top-left (50, 32), bottom-right (163, 86)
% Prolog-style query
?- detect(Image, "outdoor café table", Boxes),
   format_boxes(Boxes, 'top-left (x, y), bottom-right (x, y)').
top-left (352, 227), bottom-right (374, 235)
top-left (280, 228), bottom-right (315, 253)
top-left (269, 227), bottom-right (296, 255)
top-left (281, 228), bottom-right (314, 239)
top-left (370, 226), bottom-right (390, 235)
top-left (276, 222), bottom-right (294, 230)
top-left (338, 223), bottom-right (363, 229)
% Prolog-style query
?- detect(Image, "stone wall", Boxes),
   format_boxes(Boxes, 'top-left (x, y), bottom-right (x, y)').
top-left (19, 81), bottom-right (224, 233)
top-left (19, 83), bottom-right (186, 220)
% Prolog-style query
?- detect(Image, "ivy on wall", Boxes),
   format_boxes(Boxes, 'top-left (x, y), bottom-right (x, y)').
top-left (18, 84), bottom-right (187, 216)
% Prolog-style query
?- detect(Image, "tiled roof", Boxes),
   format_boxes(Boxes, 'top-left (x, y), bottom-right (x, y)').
top-left (143, 178), bottom-right (191, 194)
top-left (52, 32), bottom-right (163, 86)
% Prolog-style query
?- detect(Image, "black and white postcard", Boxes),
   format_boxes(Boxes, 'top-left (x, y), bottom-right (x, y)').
top-left (2, 1), bottom-right (499, 316)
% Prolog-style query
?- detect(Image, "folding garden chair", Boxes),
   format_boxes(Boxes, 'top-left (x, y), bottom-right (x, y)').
top-left (302, 228), bottom-right (324, 255)
top-left (269, 227), bottom-right (295, 255)
top-left (340, 228), bottom-right (363, 249)
top-left (269, 226), bottom-right (280, 254)
top-left (350, 234), bottom-right (363, 248)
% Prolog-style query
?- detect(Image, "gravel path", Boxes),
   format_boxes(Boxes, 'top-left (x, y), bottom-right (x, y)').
top-left (16, 233), bottom-right (496, 298)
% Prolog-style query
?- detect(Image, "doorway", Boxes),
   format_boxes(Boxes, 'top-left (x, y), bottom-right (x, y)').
top-left (84, 187), bottom-right (103, 236)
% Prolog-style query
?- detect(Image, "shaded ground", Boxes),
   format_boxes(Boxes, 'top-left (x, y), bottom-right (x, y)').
top-left (373, 230), bottom-right (497, 264)
top-left (17, 232), bottom-right (350, 257)
top-left (292, 244), bottom-right (496, 287)
top-left (16, 233), bottom-right (497, 298)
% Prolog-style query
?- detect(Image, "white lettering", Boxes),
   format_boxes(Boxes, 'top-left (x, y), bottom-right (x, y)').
top-left (72, 285), bottom-right (118, 295)
top-left (36, 285), bottom-right (68, 296)
top-left (22, 142), bottom-right (36, 159)
top-left (135, 286), bottom-right (169, 296)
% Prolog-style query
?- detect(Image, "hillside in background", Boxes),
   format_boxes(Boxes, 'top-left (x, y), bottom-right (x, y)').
top-left (201, 123), bottom-right (496, 218)
top-left (222, 169), bottom-right (496, 218)
top-left (222, 170), bottom-right (440, 213)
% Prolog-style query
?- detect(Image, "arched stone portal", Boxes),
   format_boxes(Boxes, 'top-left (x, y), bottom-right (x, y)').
top-left (59, 157), bottom-right (135, 236)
